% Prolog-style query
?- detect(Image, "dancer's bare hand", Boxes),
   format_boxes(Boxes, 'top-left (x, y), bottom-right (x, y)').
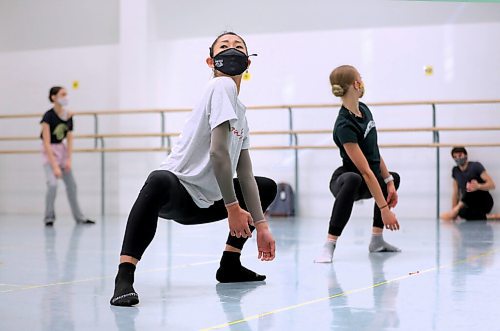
top-left (64, 159), bottom-right (72, 172)
top-left (382, 208), bottom-right (400, 231)
top-left (440, 210), bottom-right (457, 221)
top-left (466, 180), bottom-right (480, 192)
top-left (52, 165), bottom-right (62, 178)
top-left (256, 222), bottom-right (275, 261)
top-left (386, 182), bottom-right (398, 208)
top-left (226, 204), bottom-right (252, 238)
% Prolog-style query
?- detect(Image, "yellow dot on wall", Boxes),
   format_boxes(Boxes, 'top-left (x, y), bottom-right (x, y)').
top-left (72, 80), bottom-right (80, 89)
top-left (424, 65), bottom-right (434, 76)
top-left (242, 70), bottom-right (251, 81)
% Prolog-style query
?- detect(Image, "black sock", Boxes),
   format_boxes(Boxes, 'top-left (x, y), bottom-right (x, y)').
top-left (110, 262), bottom-right (139, 306)
top-left (216, 251), bottom-right (266, 283)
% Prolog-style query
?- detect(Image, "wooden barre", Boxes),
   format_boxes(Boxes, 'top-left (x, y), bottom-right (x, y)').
top-left (76, 133), bottom-right (180, 139)
top-left (2, 126), bottom-right (500, 142)
top-left (251, 143), bottom-right (500, 150)
top-left (1, 99), bottom-right (500, 119)
top-left (379, 127), bottom-right (500, 132)
top-left (250, 99), bottom-right (500, 109)
top-left (0, 132), bottom-right (181, 141)
top-left (76, 108), bottom-right (192, 116)
top-left (252, 127), bottom-right (500, 135)
top-left (2, 142), bottom-right (500, 154)
top-left (0, 108), bottom-right (191, 119)
top-left (0, 148), bottom-right (170, 154)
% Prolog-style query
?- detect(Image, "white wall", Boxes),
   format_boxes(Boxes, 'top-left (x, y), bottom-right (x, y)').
top-left (0, 0), bottom-right (119, 51)
top-left (0, 44), bottom-right (120, 218)
top-left (149, 22), bottom-right (500, 219)
top-left (148, 0), bottom-right (500, 40)
top-left (1, 21), bottom-right (499, 221)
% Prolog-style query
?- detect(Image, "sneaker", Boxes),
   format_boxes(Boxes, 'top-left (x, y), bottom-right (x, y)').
top-left (44, 218), bottom-right (55, 226)
top-left (77, 219), bottom-right (96, 225)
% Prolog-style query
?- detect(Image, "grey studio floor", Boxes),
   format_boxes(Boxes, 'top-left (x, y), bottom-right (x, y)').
top-left (1, 213), bottom-right (499, 331)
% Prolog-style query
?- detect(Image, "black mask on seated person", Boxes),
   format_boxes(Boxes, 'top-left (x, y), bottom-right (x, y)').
top-left (455, 156), bottom-right (467, 166)
top-left (213, 48), bottom-right (256, 76)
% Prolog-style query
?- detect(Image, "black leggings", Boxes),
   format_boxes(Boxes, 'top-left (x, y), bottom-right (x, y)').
top-left (328, 167), bottom-right (401, 236)
top-left (459, 190), bottom-right (494, 221)
top-left (121, 170), bottom-right (277, 260)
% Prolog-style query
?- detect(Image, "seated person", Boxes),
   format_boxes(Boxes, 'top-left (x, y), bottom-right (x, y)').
top-left (441, 146), bottom-right (498, 221)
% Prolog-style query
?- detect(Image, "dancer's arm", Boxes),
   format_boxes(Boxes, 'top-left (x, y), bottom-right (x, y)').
top-left (210, 122), bottom-right (252, 238)
top-left (237, 149), bottom-right (275, 261)
top-left (452, 179), bottom-right (459, 208)
top-left (65, 131), bottom-right (73, 172)
top-left (344, 143), bottom-right (399, 231)
top-left (379, 156), bottom-right (398, 208)
top-left (41, 123), bottom-right (62, 178)
top-left (468, 171), bottom-right (496, 192)
top-left (236, 149), bottom-right (264, 223)
top-left (439, 179), bottom-right (461, 221)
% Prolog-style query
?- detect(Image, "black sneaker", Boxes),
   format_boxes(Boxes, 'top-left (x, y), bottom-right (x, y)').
top-left (44, 218), bottom-right (55, 226)
top-left (77, 219), bottom-right (96, 225)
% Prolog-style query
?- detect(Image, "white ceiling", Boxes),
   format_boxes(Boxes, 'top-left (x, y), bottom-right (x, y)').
top-left (1, 0), bottom-right (499, 52)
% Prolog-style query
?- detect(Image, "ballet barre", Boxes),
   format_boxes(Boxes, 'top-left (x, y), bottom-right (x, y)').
top-left (1, 126), bottom-right (500, 142)
top-left (1, 98), bottom-right (499, 217)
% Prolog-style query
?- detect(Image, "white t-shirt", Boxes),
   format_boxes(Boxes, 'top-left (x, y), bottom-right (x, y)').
top-left (159, 77), bottom-right (250, 208)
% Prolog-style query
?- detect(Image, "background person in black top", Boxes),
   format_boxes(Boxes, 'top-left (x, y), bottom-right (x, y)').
top-left (40, 86), bottom-right (94, 226)
top-left (440, 147), bottom-right (497, 221)
top-left (315, 65), bottom-right (401, 263)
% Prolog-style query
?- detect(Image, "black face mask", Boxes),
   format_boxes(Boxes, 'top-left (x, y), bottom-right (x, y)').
top-left (213, 48), bottom-right (251, 76)
top-left (455, 156), bottom-right (467, 166)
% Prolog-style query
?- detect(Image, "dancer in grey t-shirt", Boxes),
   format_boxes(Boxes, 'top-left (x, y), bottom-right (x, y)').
top-left (110, 32), bottom-right (277, 307)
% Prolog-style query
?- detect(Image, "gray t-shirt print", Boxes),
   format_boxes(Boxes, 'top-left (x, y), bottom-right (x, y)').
top-left (159, 77), bottom-right (249, 208)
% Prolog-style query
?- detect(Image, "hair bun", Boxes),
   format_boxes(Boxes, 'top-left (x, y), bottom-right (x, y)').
top-left (332, 84), bottom-right (344, 97)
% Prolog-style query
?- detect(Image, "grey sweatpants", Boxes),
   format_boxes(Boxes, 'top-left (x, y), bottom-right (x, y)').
top-left (43, 164), bottom-right (85, 223)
